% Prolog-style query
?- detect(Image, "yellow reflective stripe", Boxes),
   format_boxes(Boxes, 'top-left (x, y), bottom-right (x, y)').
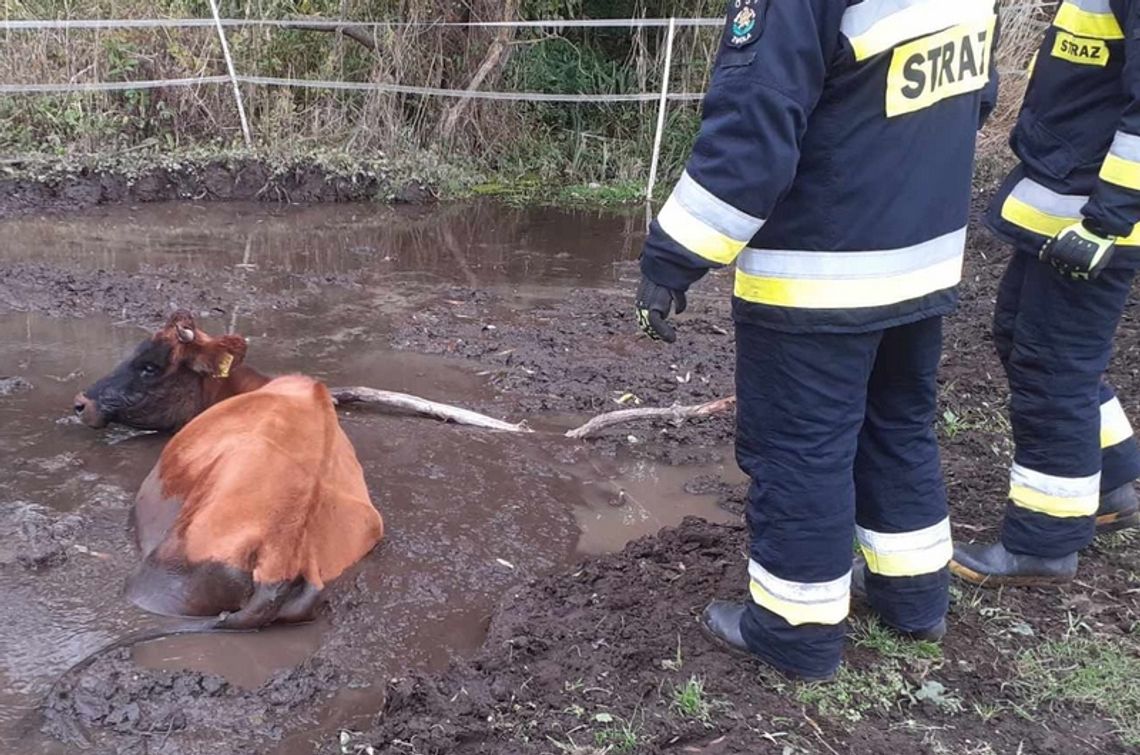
top-left (657, 193), bottom-right (748, 265)
top-left (844, 0), bottom-right (994, 62)
top-left (748, 580), bottom-right (849, 626)
top-left (857, 519), bottom-right (952, 578)
top-left (748, 560), bottom-right (850, 627)
top-left (1009, 463), bottom-right (1100, 518)
top-left (734, 253), bottom-right (961, 309)
top-left (1000, 189), bottom-right (1140, 246)
top-left (1000, 193), bottom-right (1072, 238)
top-left (1010, 484), bottom-right (1099, 517)
top-left (1054, 2), bottom-right (1124, 40)
top-left (1101, 397), bottom-right (1133, 449)
top-left (1099, 153), bottom-right (1140, 191)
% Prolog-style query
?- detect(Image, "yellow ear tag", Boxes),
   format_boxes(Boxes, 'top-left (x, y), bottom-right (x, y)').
top-left (214, 353), bottom-right (234, 379)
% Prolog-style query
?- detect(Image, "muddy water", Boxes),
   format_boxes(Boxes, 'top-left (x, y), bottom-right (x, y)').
top-left (0, 201), bottom-right (736, 753)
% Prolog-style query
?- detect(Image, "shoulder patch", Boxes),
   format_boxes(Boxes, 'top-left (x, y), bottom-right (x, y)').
top-left (726, 0), bottom-right (766, 48)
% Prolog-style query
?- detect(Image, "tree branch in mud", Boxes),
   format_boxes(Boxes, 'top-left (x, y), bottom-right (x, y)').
top-left (565, 396), bottom-right (737, 440)
top-left (330, 386), bottom-right (532, 433)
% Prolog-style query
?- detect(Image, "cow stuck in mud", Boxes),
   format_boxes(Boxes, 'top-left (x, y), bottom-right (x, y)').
top-left (73, 311), bottom-right (384, 629)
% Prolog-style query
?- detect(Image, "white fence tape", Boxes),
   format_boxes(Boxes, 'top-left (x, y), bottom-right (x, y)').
top-left (239, 75), bottom-right (704, 102)
top-left (0, 76), bottom-right (230, 94)
top-left (1, 17), bottom-right (723, 31)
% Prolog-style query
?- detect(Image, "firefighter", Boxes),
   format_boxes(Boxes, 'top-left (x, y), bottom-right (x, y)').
top-left (635, 0), bottom-right (999, 680)
top-left (952, 0), bottom-right (1140, 587)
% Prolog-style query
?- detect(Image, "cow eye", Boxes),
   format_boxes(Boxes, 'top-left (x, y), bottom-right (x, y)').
top-left (139, 363), bottom-right (160, 377)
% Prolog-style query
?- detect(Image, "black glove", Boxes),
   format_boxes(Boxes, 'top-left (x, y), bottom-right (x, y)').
top-left (636, 276), bottom-right (687, 343)
top-left (1039, 222), bottom-right (1117, 280)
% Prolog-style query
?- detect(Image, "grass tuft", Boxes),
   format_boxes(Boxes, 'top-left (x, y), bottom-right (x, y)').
top-left (671, 675), bottom-right (713, 722)
top-left (1014, 637), bottom-right (1140, 746)
top-left (850, 616), bottom-right (942, 662)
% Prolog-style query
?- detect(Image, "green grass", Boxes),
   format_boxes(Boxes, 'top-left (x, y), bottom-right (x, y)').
top-left (670, 675), bottom-right (712, 722)
top-left (1014, 637), bottom-right (1140, 746)
top-left (794, 663), bottom-right (911, 723)
top-left (592, 716), bottom-right (640, 753)
top-left (850, 615), bottom-right (943, 662)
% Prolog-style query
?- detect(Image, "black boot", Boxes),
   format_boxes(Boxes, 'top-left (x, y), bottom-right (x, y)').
top-left (950, 542), bottom-right (1077, 587)
top-left (1097, 484), bottom-right (1140, 534)
top-left (699, 601), bottom-right (836, 682)
top-left (851, 558), bottom-right (947, 642)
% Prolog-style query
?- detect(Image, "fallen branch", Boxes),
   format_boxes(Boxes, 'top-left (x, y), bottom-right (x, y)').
top-left (290, 18), bottom-right (378, 51)
top-left (565, 396), bottom-right (736, 440)
top-left (330, 386), bottom-right (531, 433)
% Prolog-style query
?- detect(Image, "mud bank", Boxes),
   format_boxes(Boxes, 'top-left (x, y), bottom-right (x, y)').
top-left (0, 158), bottom-right (432, 220)
top-left (3, 200), bottom-right (1140, 754)
top-left (337, 205), bottom-right (1140, 754)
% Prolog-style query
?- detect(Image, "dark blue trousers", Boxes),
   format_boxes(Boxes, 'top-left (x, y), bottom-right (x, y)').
top-left (993, 250), bottom-right (1140, 557)
top-left (736, 318), bottom-right (951, 679)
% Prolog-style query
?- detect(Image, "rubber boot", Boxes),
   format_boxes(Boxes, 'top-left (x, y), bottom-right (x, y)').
top-left (850, 558), bottom-right (947, 642)
top-left (950, 542), bottom-right (1077, 587)
top-left (699, 601), bottom-right (836, 682)
top-left (1097, 484), bottom-right (1140, 535)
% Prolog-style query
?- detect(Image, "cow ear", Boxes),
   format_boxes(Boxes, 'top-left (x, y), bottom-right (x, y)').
top-left (188, 335), bottom-right (248, 378)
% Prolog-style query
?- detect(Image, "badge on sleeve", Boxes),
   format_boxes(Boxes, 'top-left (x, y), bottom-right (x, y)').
top-left (727, 0), bottom-right (765, 48)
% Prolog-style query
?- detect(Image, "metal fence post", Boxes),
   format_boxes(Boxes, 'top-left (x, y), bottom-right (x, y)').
top-left (206, 0), bottom-right (253, 147)
top-left (644, 16), bottom-right (676, 227)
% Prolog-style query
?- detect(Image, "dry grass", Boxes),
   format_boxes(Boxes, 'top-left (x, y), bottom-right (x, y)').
top-left (0, 0), bottom-right (1057, 181)
top-left (979, 1), bottom-right (1057, 157)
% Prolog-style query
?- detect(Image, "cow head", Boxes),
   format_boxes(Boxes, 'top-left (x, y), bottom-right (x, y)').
top-left (74, 311), bottom-right (249, 431)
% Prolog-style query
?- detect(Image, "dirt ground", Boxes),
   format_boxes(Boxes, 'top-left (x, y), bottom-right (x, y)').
top-left (2, 193), bottom-right (1139, 755)
top-left (0, 159), bottom-right (430, 221)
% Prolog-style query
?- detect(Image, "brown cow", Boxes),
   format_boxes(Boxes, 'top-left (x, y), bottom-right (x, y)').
top-left (73, 311), bottom-right (384, 628)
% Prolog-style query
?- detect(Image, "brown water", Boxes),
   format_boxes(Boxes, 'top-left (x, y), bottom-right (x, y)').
top-left (0, 201), bottom-right (737, 753)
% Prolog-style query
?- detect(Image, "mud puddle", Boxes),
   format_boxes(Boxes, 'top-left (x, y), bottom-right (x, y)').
top-left (0, 200), bottom-right (740, 754)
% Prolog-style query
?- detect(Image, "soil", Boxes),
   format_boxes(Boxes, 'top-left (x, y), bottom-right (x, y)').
top-left (2, 192), bottom-right (1139, 755)
top-left (0, 158), bottom-right (431, 220)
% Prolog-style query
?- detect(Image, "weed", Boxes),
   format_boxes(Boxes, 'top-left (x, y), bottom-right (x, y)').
top-left (912, 680), bottom-right (964, 714)
top-left (941, 409), bottom-right (970, 439)
top-left (850, 615), bottom-right (942, 662)
top-left (972, 701), bottom-right (1006, 722)
top-left (1014, 637), bottom-right (1140, 746)
top-left (591, 715), bottom-right (639, 753)
top-left (794, 662), bottom-right (911, 723)
top-left (671, 675), bottom-right (712, 722)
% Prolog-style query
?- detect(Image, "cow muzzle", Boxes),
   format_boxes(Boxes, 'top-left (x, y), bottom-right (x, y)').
top-left (73, 392), bottom-right (108, 428)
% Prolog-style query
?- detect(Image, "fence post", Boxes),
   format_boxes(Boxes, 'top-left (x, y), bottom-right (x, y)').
top-left (644, 16), bottom-right (676, 229)
top-left (206, 0), bottom-right (253, 147)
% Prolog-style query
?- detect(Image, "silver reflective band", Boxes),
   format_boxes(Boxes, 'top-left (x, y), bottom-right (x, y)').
top-left (736, 227), bottom-right (965, 280)
top-left (1009, 178), bottom-right (1087, 216)
top-left (840, 0), bottom-right (939, 38)
top-left (673, 171), bottom-right (765, 242)
top-left (1066, 0), bottom-right (1114, 13)
top-left (748, 559), bottom-right (851, 603)
top-left (1010, 463), bottom-right (1100, 498)
top-left (856, 518), bottom-right (951, 554)
top-left (1109, 131), bottom-right (1140, 163)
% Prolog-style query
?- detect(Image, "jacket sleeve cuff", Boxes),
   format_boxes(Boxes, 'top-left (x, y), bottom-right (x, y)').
top-left (640, 248), bottom-right (710, 292)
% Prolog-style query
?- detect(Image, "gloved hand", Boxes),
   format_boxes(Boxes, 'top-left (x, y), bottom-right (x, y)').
top-left (636, 276), bottom-right (687, 343)
top-left (1039, 222), bottom-right (1117, 280)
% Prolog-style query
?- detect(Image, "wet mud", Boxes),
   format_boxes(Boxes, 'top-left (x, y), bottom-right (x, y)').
top-left (0, 200), bottom-right (724, 754)
top-left (2, 196), bottom-right (1139, 754)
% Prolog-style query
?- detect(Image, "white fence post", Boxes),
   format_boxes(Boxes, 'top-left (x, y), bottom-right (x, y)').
top-left (206, 0), bottom-right (253, 147)
top-left (644, 16), bottom-right (676, 227)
